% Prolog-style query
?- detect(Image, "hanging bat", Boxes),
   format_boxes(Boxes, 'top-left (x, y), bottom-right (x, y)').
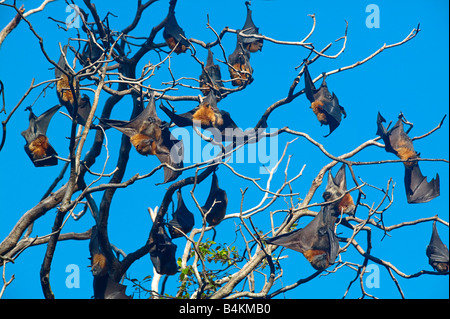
top-left (304, 63), bottom-right (346, 137)
top-left (426, 220), bottom-right (449, 273)
top-left (199, 48), bottom-right (224, 97)
top-left (201, 171), bottom-right (228, 227)
top-left (237, 1), bottom-right (263, 53)
top-left (79, 37), bottom-right (104, 67)
top-left (323, 164), bottom-right (356, 216)
top-left (89, 226), bottom-right (131, 299)
top-left (55, 44), bottom-right (80, 109)
top-left (160, 91), bottom-right (257, 143)
top-left (376, 112), bottom-right (440, 203)
top-left (100, 95), bottom-right (184, 183)
top-left (228, 42), bottom-right (253, 87)
top-left (266, 204), bottom-right (339, 271)
top-left (21, 105), bottom-right (61, 167)
top-left (168, 189), bottom-right (195, 239)
top-left (149, 223), bottom-right (178, 275)
top-left (163, 0), bottom-right (189, 54)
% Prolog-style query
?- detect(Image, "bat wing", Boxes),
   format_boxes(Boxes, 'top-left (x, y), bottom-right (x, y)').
top-left (23, 144), bottom-right (58, 167)
top-left (155, 126), bottom-right (184, 183)
top-left (149, 224), bottom-right (178, 275)
top-left (159, 103), bottom-right (196, 127)
top-left (303, 63), bottom-right (317, 103)
top-left (266, 228), bottom-right (311, 253)
top-left (55, 44), bottom-right (70, 78)
top-left (404, 164), bottom-right (440, 204)
top-left (98, 118), bottom-right (137, 137)
top-left (168, 190), bottom-right (195, 238)
top-left (388, 118), bottom-right (415, 155)
top-left (21, 105), bottom-right (61, 142)
top-left (104, 278), bottom-right (132, 299)
top-left (426, 221), bottom-right (449, 264)
top-left (321, 93), bottom-right (344, 137)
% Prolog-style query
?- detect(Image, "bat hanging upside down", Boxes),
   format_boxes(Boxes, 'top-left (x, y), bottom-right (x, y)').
top-left (426, 220), bottom-right (449, 273)
top-left (237, 1), bottom-right (263, 53)
top-left (163, 0), bottom-right (189, 54)
top-left (376, 112), bottom-right (440, 204)
top-left (100, 94), bottom-right (184, 183)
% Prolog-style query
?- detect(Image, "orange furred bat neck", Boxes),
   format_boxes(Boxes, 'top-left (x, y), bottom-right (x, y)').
top-left (193, 104), bottom-right (222, 126)
top-left (28, 135), bottom-right (50, 159)
top-left (311, 100), bottom-right (328, 125)
top-left (338, 193), bottom-right (355, 215)
top-left (303, 249), bottom-right (327, 262)
top-left (130, 133), bottom-right (157, 155)
top-left (230, 63), bottom-right (251, 86)
top-left (166, 37), bottom-right (187, 54)
top-left (92, 253), bottom-right (108, 275)
top-left (57, 75), bottom-right (77, 104)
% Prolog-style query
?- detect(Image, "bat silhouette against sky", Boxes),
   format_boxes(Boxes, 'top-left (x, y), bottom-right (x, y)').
top-left (201, 171), bottom-right (228, 227)
top-left (89, 226), bottom-right (131, 299)
top-left (426, 220), bottom-right (449, 273)
top-left (79, 37), bottom-right (104, 67)
top-left (266, 204), bottom-right (339, 271)
top-left (237, 1), bottom-right (263, 53)
top-left (149, 223), bottom-right (178, 275)
top-left (168, 189), bottom-right (195, 239)
top-left (304, 62), bottom-right (346, 137)
top-left (100, 94), bottom-right (184, 183)
top-left (323, 164), bottom-right (356, 216)
top-left (376, 112), bottom-right (440, 203)
top-left (163, 0), bottom-right (189, 54)
top-left (21, 105), bottom-right (61, 167)
top-left (199, 48), bottom-right (224, 97)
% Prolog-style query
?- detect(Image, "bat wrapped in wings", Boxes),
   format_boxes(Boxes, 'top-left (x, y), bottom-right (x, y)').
top-left (228, 42), bottom-right (253, 87)
top-left (304, 62), bottom-right (346, 137)
top-left (237, 1), bottom-right (263, 53)
top-left (168, 189), bottom-right (195, 239)
top-left (89, 226), bottom-right (131, 299)
top-left (201, 171), bottom-right (228, 227)
top-left (426, 220), bottom-right (449, 273)
top-left (199, 48), bottom-right (224, 97)
top-left (100, 94), bottom-right (184, 183)
top-left (163, 0), bottom-right (189, 54)
top-left (55, 45), bottom-right (94, 127)
top-left (266, 204), bottom-right (339, 271)
top-left (149, 223), bottom-right (178, 275)
top-left (376, 112), bottom-right (440, 203)
top-left (21, 105), bottom-right (61, 167)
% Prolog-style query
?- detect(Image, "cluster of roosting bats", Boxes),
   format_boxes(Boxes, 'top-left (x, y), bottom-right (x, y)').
top-left (18, 1), bottom-right (447, 298)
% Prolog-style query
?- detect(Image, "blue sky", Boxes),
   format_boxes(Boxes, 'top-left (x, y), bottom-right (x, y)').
top-left (0, 0), bottom-right (448, 299)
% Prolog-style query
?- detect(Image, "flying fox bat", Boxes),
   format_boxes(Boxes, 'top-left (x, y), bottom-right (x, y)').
top-left (55, 45), bottom-right (80, 109)
top-left (199, 48), bottom-right (224, 97)
top-left (228, 42), bottom-right (253, 87)
top-left (21, 105), bottom-right (61, 167)
top-left (323, 164), bottom-right (356, 216)
top-left (304, 63), bottom-right (346, 137)
top-left (163, 0), bottom-right (189, 54)
top-left (89, 226), bottom-right (131, 299)
top-left (426, 220), bottom-right (449, 273)
top-left (168, 189), bottom-right (195, 239)
top-left (79, 38), bottom-right (104, 67)
top-left (149, 223), bottom-right (178, 275)
top-left (237, 1), bottom-right (263, 53)
top-left (201, 171), bottom-right (228, 227)
top-left (266, 205), bottom-right (339, 271)
top-left (376, 112), bottom-right (440, 203)
top-left (160, 91), bottom-right (259, 143)
top-left (100, 95), bottom-right (184, 183)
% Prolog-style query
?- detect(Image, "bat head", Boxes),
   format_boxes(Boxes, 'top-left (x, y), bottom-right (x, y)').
top-left (322, 165), bottom-right (356, 216)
